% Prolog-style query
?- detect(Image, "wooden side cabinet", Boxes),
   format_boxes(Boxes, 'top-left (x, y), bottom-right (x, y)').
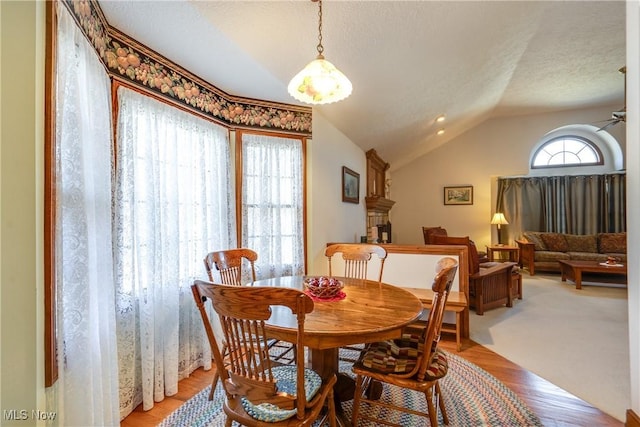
top-left (366, 149), bottom-right (388, 198)
top-left (365, 149), bottom-right (395, 241)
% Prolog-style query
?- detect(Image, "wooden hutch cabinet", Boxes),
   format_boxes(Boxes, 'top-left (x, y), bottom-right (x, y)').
top-left (365, 149), bottom-right (395, 242)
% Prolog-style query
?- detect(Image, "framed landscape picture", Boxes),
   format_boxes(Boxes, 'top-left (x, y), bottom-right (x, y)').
top-left (342, 166), bottom-right (360, 204)
top-left (444, 185), bottom-right (473, 205)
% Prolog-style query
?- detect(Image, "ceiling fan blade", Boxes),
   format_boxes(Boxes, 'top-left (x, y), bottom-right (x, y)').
top-left (596, 66), bottom-right (627, 133)
top-left (597, 120), bottom-right (620, 132)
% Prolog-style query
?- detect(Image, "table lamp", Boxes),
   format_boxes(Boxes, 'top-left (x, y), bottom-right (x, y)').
top-left (491, 212), bottom-right (509, 245)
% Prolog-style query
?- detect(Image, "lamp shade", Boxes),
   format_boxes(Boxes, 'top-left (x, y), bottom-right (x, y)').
top-left (287, 55), bottom-right (352, 105)
top-left (490, 212), bottom-right (509, 226)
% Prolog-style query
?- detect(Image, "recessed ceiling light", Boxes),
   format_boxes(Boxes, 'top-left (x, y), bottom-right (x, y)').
top-left (437, 129), bottom-right (445, 136)
top-left (436, 114), bottom-right (446, 123)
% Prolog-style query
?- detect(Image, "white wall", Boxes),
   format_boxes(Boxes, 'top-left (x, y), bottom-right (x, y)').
top-left (0, 0), bottom-right (47, 423)
top-left (390, 105), bottom-right (626, 249)
top-left (307, 111), bottom-right (367, 275)
top-left (626, 0), bottom-right (639, 420)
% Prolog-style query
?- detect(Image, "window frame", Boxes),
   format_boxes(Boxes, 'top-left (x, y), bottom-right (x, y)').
top-left (44, 0), bottom-right (57, 386)
top-left (531, 135), bottom-right (604, 169)
top-left (235, 130), bottom-right (308, 274)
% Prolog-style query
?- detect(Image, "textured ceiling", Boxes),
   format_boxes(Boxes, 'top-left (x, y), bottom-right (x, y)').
top-left (99, 0), bottom-right (626, 170)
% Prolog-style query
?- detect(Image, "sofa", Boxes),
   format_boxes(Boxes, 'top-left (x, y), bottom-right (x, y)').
top-left (516, 232), bottom-right (627, 275)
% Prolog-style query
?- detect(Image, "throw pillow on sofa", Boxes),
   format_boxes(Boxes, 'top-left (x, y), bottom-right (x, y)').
top-left (598, 232), bottom-right (627, 254)
top-left (540, 233), bottom-right (569, 252)
top-left (565, 234), bottom-right (598, 253)
top-left (523, 232), bottom-right (547, 251)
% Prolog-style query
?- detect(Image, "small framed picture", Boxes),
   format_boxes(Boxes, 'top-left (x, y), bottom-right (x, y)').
top-left (444, 185), bottom-right (473, 205)
top-left (342, 166), bottom-right (360, 204)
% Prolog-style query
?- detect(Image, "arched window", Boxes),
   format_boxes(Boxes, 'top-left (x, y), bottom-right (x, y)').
top-left (527, 124), bottom-right (623, 175)
top-left (531, 136), bottom-right (603, 169)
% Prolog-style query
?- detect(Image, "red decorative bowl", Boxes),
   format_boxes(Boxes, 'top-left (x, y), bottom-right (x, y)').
top-left (304, 277), bottom-right (344, 299)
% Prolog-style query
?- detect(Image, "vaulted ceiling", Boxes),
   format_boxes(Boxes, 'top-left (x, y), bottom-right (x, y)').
top-left (99, 0), bottom-right (626, 170)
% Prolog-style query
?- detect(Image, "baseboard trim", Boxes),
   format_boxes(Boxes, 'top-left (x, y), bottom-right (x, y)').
top-left (627, 408), bottom-right (640, 427)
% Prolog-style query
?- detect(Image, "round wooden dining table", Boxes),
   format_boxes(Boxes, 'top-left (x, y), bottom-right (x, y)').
top-left (250, 275), bottom-right (423, 419)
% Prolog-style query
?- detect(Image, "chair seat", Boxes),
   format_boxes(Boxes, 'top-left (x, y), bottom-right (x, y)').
top-left (241, 365), bottom-right (322, 423)
top-left (360, 325), bottom-right (424, 373)
top-left (359, 341), bottom-right (448, 380)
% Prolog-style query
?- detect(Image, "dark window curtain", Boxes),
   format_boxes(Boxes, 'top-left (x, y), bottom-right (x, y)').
top-left (603, 173), bottom-right (626, 232)
top-left (497, 173), bottom-right (625, 242)
top-left (496, 177), bottom-right (545, 241)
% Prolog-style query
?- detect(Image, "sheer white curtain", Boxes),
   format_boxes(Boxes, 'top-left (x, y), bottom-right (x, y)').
top-left (51, 6), bottom-right (120, 426)
top-left (114, 87), bottom-right (235, 416)
top-left (241, 133), bottom-right (305, 279)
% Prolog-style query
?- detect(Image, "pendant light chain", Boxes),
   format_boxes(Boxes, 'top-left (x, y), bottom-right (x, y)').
top-left (316, 0), bottom-right (324, 57)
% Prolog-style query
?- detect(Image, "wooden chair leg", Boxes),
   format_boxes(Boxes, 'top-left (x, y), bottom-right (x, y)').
top-left (208, 373), bottom-right (217, 400)
top-left (327, 387), bottom-right (337, 427)
top-left (455, 310), bottom-right (462, 352)
top-left (476, 285), bottom-right (484, 315)
top-left (351, 374), bottom-right (364, 426)
top-left (209, 342), bottom-right (228, 400)
top-left (436, 381), bottom-right (448, 425)
top-left (424, 387), bottom-right (438, 427)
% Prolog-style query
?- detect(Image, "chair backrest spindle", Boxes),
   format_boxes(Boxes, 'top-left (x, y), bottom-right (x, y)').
top-left (325, 244), bottom-right (387, 283)
top-left (203, 248), bottom-right (258, 285)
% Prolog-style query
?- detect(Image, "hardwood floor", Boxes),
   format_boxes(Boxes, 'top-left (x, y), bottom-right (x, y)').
top-left (441, 340), bottom-right (623, 427)
top-left (121, 337), bottom-right (623, 427)
top-left (120, 368), bottom-right (213, 427)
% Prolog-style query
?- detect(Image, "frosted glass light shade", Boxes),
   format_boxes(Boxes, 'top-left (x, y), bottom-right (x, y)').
top-left (287, 56), bottom-right (352, 105)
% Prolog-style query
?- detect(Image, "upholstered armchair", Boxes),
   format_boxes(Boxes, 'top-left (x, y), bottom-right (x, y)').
top-left (424, 226), bottom-right (489, 263)
top-left (431, 235), bottom-right (517, 315)
top-left (422, 226), bottom-right (448, 244)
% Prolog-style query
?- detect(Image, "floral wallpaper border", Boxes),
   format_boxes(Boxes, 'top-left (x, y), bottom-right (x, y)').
top-left (62, 0), bottom-right (312, 135)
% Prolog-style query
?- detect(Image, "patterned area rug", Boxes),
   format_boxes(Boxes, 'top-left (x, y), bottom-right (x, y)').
top-left (158, 349), bottom-right (543, 426)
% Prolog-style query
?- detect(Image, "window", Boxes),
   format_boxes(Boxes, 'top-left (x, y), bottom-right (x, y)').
top-left (531, 136), bottom-right (603, 168)
top-left (497, 124), bottom-right (625, 243)
top-left (238, 132), bottom-right (306, 279)
top-left (114, 87), bottom-right (234, 415)
top-left (46, 3), bottom-right (312, 421)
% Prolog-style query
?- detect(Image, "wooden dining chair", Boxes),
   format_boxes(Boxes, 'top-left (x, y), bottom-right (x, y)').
top-left (351, 257), bottom-right (458, 427)
top-left (191, 280), bottom-right (337, 427)
top-left (203, 247), bottom-right (258, 285)
top-left (203, 248), bottom-right (294, 394)
top-left (325, 243), bottom-right (388, 360)
top-left (325, 243), bottom-right (388, 283)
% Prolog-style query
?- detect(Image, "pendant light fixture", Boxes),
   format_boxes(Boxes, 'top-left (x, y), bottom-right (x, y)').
top-left (287, 0), bottom-right (352, 105)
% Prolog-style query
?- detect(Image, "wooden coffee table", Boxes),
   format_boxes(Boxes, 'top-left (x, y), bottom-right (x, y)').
top-left (558, 260), bottom-right (627, 289)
